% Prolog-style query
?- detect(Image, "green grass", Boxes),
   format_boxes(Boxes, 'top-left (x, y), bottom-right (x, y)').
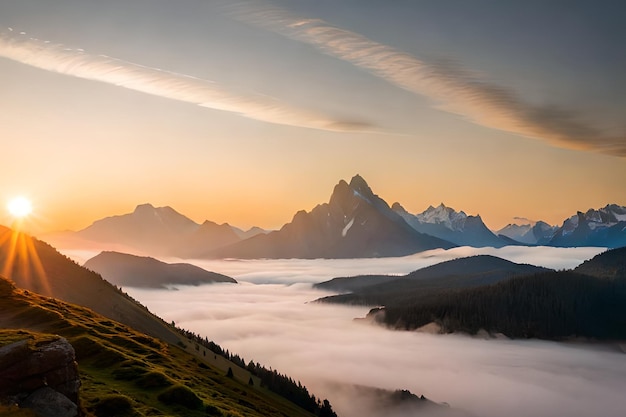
top-left (0, 277), bottom-right (317, 417)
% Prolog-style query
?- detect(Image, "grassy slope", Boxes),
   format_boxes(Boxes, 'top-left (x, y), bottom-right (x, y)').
top-left (0, 226), bottom-right (180, 345)
top-left (0, 276), bottom-right (316, 417)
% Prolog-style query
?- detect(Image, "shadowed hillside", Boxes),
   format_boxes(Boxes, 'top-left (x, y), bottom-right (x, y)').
top-left (316, 255), bottom-right (549, 306)
top-left (380, 271), bottom-right (626, 340)
top-left (317, 249), bottom-right (626, 341)
top-left (0, 225), bottom-right (180, 344)
top-left (574, 246), bottom-right (626, 279)
top-left (84, 251), bottom-right (237, 289)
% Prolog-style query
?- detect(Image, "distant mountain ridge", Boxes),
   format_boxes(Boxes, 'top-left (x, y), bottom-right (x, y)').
top-left (206, 175), bottom-right (456, 259)
top-left (47, 203), bottom-right (269, 258)
top-left (548, 204), bottom-right (626, 248)
top-left (43, 176), bottom-right (626, 258)
top-left (393, 202), bottom-right (508, 247)
top-left (497, 220), bottom-right (557, 245)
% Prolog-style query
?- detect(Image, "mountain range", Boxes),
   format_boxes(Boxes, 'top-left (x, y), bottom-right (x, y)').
top-left (496, 218), bottom-right (558, 245)
top-left (393, 202), bottom-right (508, 248)
top-left (548, 204), bottom-right (626, 248)
top-left (207, 175), bottom-right (455, 259)
top-left (44, 175), bottom-right (626, 259)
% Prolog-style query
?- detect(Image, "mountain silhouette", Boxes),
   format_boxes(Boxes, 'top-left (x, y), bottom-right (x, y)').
top-left (77, 203), bottom-right (198, 253)
top-left (207, 175), bottom-right (456, 259)
top-left (549, 204), bottom-right (626, 248)
top-left (497, 220), bottom-right (557, 245)
top-left (50, 203), bottom-right (246, 258)
top-left (84, 251), bottom-right (237, 288)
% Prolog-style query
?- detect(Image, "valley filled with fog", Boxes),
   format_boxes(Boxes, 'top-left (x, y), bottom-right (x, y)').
top-left (76, 246), bottom-right (625, 417)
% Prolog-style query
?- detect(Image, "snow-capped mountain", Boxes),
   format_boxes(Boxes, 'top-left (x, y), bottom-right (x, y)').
top-left (549, 204), bottom-right (626, 248)
top-left (393, 203), bottom-right (507, 248)
top-left (208, 175), bottom-right (456, 259)
top-left (497, 219), bottom-right (557, 245)
top-left (414, 203), bottom-right (468, 231)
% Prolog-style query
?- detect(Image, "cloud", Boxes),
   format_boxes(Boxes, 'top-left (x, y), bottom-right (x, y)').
top-left (0, 29), bottom-right (374, 133)
top-left (61, 245), bottom-right (605, 284)
top-left (179, 245), bottom-right (604, 283)
top-left (231, 2), bottom-right (626, 157)
top-left (123, 252), bottom-right (626, 417)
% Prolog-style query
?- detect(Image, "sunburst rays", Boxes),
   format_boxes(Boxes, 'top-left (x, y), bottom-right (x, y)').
top-left (0, 226), bottom-right (50, 296)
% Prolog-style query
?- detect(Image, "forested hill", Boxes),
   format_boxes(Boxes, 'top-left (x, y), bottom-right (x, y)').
top-left (380, 271), bottom-right (626, 340)
top-left (315, 255), bottom-right (550, 307)
top-left (317, 248), bottom-right (626, 341)
top-left (574, 246), bottom-right (626, 279)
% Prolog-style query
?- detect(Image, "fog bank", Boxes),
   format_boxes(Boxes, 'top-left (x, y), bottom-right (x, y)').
top-left (180, 245), bottom-right (605, 284)
top-left (124, 249), bottom-right (625, 417)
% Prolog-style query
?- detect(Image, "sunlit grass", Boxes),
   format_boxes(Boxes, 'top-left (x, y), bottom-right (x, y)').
top-left (0, 279), bottom-right (317, 417)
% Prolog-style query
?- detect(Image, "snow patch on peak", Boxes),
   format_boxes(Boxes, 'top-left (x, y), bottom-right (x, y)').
top-left (416, 204), bottom-right (467, 231)
top-left (352, 189), bottom-right (371, 204)
top-left (342, 218), bottom-right (355, 237)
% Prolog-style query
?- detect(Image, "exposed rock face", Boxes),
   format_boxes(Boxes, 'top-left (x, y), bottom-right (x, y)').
top-left (0, 336), bottom-right (80, 416)
top-left (22, 387), bottom-right (79, 417)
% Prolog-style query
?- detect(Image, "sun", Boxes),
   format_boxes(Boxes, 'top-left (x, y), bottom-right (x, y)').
top-left (7, 196), bottom-right (33, 219)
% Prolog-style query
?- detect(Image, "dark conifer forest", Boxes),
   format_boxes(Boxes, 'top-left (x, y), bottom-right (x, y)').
top-left (320, 248), bottom-right (626, 340)
top-left (382, 271), bottom-right (626, 339)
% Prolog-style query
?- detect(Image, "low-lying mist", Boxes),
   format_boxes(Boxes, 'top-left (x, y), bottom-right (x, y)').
top-left (121, 246), bottom-right (625, 417)
top-left (182, 245), bottom-right (604, 284)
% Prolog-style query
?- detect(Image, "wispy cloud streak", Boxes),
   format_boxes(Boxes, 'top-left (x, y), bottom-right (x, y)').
top-left (232, 2), bottom-right (626, 156)
top-left (0, 29), bottom-right (372, 133)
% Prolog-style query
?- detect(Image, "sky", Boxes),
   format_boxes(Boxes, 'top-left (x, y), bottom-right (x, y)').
top-left (119, 249), bottom-right (626, 417)
top-left (1, 0), bottom-right (625, 233)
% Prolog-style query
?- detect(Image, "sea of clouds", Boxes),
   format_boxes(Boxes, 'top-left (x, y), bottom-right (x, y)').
top-left (113, 246), bottom-right (626, 417)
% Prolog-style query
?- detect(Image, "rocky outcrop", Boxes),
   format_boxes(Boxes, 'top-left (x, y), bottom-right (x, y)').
top-left (0, 336), bottom-right (80, 417)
